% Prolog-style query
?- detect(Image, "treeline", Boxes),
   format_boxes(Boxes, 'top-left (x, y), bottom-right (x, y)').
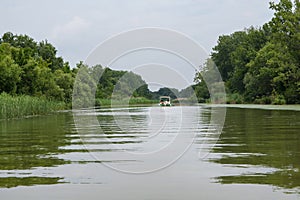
top-left (0, 32), bottom-right (159, 108)
top-left (149, 87), bottom-right (194, 100)
top-left (72, 63), bottom-right (155, 107)
top-left (0, 32), bottom-right (179, 109)
top-left (73, 63), bottom-right (194, 107)
top-left (194, 0), bottom-right (300, 104)
top-left (0, 32), bottom-right (74, 103)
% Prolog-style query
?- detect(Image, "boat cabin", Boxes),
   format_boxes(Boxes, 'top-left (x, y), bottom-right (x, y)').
top-left (159, 96), bottom-right (171, 106)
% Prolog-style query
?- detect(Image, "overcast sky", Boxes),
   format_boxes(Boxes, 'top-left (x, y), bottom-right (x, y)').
top-left (0, 0), bottom-right (277, 90)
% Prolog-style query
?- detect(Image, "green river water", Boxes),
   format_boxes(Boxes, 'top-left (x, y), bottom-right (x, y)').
top-left (0, 105), bottom-right (299, 199)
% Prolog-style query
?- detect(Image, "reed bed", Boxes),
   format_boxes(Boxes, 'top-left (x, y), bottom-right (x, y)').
top-left (0, 93), bottom-right (65, 119)
top-left (95, 97), bottom-right (157, 107)
top-left (128, 97), bottom-right (157, 105)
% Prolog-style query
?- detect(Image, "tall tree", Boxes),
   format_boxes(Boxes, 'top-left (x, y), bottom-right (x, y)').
top-left (203, 0), bottom-right (300, 104)
top-left (211, 28), bottom-right (267, 94)
top-left (0, 44), bottom-right (21, 94)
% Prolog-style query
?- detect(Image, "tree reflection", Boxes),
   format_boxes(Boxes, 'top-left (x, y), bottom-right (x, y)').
top-left (211, 108), bottom-right (300, 193)
top-left (0, 113), bottom-right (74, 187)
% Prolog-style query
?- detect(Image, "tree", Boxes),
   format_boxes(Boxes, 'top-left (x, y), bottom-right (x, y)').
top-left (17, 58), bottom-right (38, 95)
top-left (205, 0), bottom-right (300, 104)
top-left (149, 87), bottom-right (179, 100)
top-left (37, 40), bottom-right (64, 71)
top-left (0, 43), bottom-right (22, 94)
top-left (194, 58), bottom-right (225, 103)
top-left (72, 63), bottom-right (97, 108)
top-left (211, 28), bottom-right (267, 94)
top-left (0, 32), bottom-right (74, 103)
top-left (267, 0), bottom-right (300, 61)
top-left (0, 55), bottom-right (21, 94)
top-left (113, 71), bottom-right (149, 98)
top-left (54, 69), bottom-right (74, 103)
top-left (33, 60), bottom-right (64, 101)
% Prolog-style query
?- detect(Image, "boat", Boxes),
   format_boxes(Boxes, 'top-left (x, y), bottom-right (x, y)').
top-left (159, 96), bottom-right (172, 106)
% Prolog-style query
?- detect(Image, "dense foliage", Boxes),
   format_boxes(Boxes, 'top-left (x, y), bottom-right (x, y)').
top-left (72, 63), bottom-right (154, 107)
top-left (0, 31), bottom-right (197, 109)
top-left (0, 33), bottom-right (156, 108)
top-left (72, 63), bottom-right (193, 106)
top-left (0, 32), bottom-right (74, 103)
top-left (195, 0), bottom-right (300, 104)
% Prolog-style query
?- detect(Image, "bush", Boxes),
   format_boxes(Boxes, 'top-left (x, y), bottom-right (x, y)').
top-left (226, 93), bottom-right (244, 104)
top-left (253, 96), bottom-right (272, 104)
top-left (271, 94), bottom-right (286, 105)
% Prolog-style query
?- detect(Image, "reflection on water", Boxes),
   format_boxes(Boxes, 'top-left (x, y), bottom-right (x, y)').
top-left (0, 114), bottom-right (74, 187)
top-left (0, 177), bottom-right (64, 188)
top-left (74, 106), bottom-right (209, 173)
top-left (0, 105), bottom-right (299, 199)
top-left (210, 108), bottom-right (300, 193)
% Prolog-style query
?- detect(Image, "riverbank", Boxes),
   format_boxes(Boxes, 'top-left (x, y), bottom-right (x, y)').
top-left (95, 97), bottom-right (157, 106)
top-left (0, 93), bottom-right (65, 119)
top-left (0, 94), bottom-right (157, 119)
top-left (199, 103), bottom-right (300, 111)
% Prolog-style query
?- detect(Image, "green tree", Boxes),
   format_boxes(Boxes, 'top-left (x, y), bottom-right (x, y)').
top-left (211, 28), bottom-right (267, 94)
top-left (17, 58), bottom-right (38, 95)
top-left (267, 0), bottom-right (300, 103)
top-left (194, 58), bottom-right (225, 103)
top-left (267, 0), bottom-right (300, 61)
top-left (37, 40), bottom-right (64, 71)
top-left (0, 55), bottom-right (21, 94)
top-left (204, 0), bottom-right (300, 104)
top-left (72, 63), bottom-right (97, 108)
top-left (33, 60), bottom-right (64, 100)
top-left (113, 71), bottom-right (149, 98)
top-left (244, 41), bottom-right (299, 104)
top-left (0, 32), bottom-right (74, 103)
top-left (54, 70), bottom-right (74, 103)
top-left (0, 43), bottom-right (22, 94)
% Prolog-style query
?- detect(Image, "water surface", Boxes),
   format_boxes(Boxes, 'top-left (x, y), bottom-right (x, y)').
top-left (0, 105), bottom-right (299, 199)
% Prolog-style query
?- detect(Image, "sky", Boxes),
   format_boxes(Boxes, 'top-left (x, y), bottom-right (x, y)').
top-left (0, 0), bottom-right (276, 90)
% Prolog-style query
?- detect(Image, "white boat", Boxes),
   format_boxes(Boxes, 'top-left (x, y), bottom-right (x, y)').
top-left (159, 96), bottom-right (172, 106)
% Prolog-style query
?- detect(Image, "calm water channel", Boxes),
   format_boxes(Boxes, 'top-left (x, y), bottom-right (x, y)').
top-left (0, 105), bottom-right (299, 200)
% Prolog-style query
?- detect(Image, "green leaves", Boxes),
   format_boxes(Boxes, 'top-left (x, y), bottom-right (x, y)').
top-left (0, 54), bottom-right (21, 94)
top-left (0, 32), bottom-right (74, 103)
top-left (211, 28), bottom-right (267, 95)
top-left (201, 0), bottom-right (300, 104)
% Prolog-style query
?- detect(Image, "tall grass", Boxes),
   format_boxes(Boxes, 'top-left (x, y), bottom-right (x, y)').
top-left (95, 97), bottom-right (157, 107)
top-left (129, 97), bottom-right (157, 105)
top-left (0, 93), bottom-right (65, 119)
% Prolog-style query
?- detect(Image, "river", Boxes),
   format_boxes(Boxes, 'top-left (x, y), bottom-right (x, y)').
top-left (0, 105), bottom-right (299, 200)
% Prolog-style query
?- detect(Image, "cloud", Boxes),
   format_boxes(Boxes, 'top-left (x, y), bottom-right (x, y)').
top-left (48, 16), bottom-right (92, 67)
top-left (1, 0), bottom-right (272, 69)
top-left (52, 16), bottom-right (91, 42)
